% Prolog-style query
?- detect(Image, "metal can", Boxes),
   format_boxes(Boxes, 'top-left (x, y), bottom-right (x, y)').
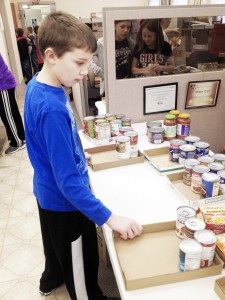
top-left (115, 114), bottom-right (126, 120)
top-left (191, 165), bottom-right (210, 194)
top-left (119, 126), bottom-right (133, 135)
top-left (184, 217), bottom-right (206, 239)
top-left (124, 131), bottom-right (138, 158)
top-left (121, 117), bottom-right (132, 127)
top-left (146, 121), bottom-right (162, 135)
top-left (178, 144), bottom-right (196, 165)
top-left (198, 155), bottom-right (214, 166)
top-left (193, 141), bottom-right (210, 157)
top-left (194, 229), bottom-right (217, 267)
top-left (183, 158), bottom-right (200, 186)
top-left (105, 113), bottom-right (116, 122)
top-left (115, 136), bottom-right (131, 159)
top-left (148, 127), bottom-right (165, 144)
top-left (212, 153), bottom-right (225, 163)
top-left (83, 116), bottom-right (95, 138)
top-left (176, 206), bottom-right (196, 238)
top-left (110, 119), bottom-right (122, 137)
top-left (94, 119), bottom-right (107, 139)
top-left (201, 172), bottom-right (220, 198)
top-left (217, 170), bottom-right (225, 195)
top-left (179, 239), bottom-right (202, 272)
top-left (169, 139), bottom-right (185, 162)
top-left (185, 135), bottom-right (200, 145)
top-left (98, 122), bottom-right (111, 139)
top-left (208, 162), bottom-right (224, 174)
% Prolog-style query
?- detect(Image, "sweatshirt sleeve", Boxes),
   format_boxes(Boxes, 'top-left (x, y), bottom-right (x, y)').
top-left (40, 110), bottom-right (112, 226)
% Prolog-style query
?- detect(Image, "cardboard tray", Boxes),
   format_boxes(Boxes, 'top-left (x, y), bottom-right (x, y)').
top-left (82, 130), bottom-right (115, 146)
top-left (113, 221), bottom-right (223, 291)
top-left (86, 144), bottom-right (144, 171)
top-left (143, 147), bottom-right (184, 174)
top-left (215, 276), bottom-right (225, 300)
top-left (166, 172), bottom-right (225, 209)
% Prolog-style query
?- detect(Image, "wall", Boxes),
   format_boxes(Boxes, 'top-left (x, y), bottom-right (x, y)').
top-left (104, 5), bottom-right (225, 153)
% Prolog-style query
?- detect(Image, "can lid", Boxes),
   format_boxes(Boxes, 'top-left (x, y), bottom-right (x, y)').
top-left (185, 136), bottom-right (200, 143)
top-left (185, 218), bottom-right (206, 230)
top-left (180, 239), bottom-right (202, 254)
top-left (179, 144), bottom-right (196, 152)
top-left (165, 114), bottom-right (176, 120)
top-left (217, 169), bottom-right (225, 178)
top-left (202, 172), bottom-right (220, 182)
top-left (184, 158), bottom-right (200, 168)
top-left (193, 141), bottom-right (210, 148)
top-left (124, 131), bottom-right (138, 137)
top-left (198, 156), bottom-right (214, 164)
top-left (208, 162), bottom-right (224, 171)
top-left (194, 229), bottom-right (217, 244)
top-left (169, 139), bottom-right (185, 146)
top-left (193, 165), bottom-right (210, 173)
top-left (115, 135), bottom-right (130, 142)
top-left (179, 113), bottom-right (190, 118)
top-left (213, 153), bottom-right (225, 161)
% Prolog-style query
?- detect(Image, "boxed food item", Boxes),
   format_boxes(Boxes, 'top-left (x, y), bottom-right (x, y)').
top-left (86, 144), bottom-right (144, 171)
top-left (166, 172), bottom-right (225, 209)
top-left (143, 147), bottom-right (184, 174)
top-left (113, 221), bottom-right (223, 291)
top-left (215, 276), bottom-right (225, 300)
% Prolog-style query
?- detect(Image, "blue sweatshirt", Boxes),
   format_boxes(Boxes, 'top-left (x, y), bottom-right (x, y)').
top-left (24, 76), bottom-right (111, 226)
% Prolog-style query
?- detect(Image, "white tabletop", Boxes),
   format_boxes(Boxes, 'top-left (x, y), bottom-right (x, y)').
top-left (79, 123), bottom-right (223, 300)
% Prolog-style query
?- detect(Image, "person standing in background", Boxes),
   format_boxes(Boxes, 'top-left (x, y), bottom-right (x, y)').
top-left (27, 26), bottom-right (39, 74)
top-left (159, 18), bottom-right (171, 42)
top-left (34, 25), bottom-right (44, 71)
top-left (0, 53), bottom-right (25, 154)
top-left (16, 28), bottom-right (32, 84)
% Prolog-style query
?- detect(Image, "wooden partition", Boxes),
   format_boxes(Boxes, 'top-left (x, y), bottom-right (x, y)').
top-left (103, 5), bottom-right (225, 152)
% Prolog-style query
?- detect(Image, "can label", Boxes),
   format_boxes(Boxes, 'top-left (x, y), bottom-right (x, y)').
top-left (169, 139), bottom-right (185, 162)
top-left (164, 125), bottom-right (176, 139)
top-left (98, 123), bottom-right (111, 139)
top-left (179, 240), bottom-right (202, 271)
top-left (83, 117), bottom-right (95, 138)
top-left (177, 124), bottom-right (190, 136)
top-left (218, 170), bottom-right (225, 195)
top-left (115, 136), bottom-right (131, 159)
top-left (178, 145), bottom-right (196, 165)
top-left (110, 119), bottom-right (122, 137)
top-left (201, 173), bottom-right (220, 198)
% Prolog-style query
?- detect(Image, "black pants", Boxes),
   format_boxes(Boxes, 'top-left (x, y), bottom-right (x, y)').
top-left (37, 202), bottom-right (106, 300)
top-left (0, 88), bottom-right (25, 147)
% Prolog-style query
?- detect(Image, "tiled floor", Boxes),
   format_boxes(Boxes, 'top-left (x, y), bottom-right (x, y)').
top-left (0, 94), bottom-right (119, 300)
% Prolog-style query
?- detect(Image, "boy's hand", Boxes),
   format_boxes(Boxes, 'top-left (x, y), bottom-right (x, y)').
top-left (106, 214), bottom-right (143, 240)
top-left (84, 151), bottom-right (92, 164)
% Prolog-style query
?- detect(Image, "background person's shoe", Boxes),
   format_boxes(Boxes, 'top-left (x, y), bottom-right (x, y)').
top-left (5, 143), bottom-right (26, 154)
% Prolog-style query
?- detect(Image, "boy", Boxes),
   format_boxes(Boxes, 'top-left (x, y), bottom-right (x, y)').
top-left (27, 26), bottom-right (39, 74)
top-left (24, 11), bottom-right (142, 300)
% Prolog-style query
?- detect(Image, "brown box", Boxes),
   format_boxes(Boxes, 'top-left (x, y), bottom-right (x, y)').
top-left (86, 144), bottom-right (144, 171)
top-left (167, 172), bottom-right (225, 209)
top-left (143, 147), bottom-right (183, 174)
top-left (215, 276), bottom-right (225, 299)
top-left (96, 226), bottom-right (111, 267)
top-left (113, 221), bottom-right (223, 291)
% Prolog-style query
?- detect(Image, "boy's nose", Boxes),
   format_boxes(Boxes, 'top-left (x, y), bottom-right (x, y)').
top-left (80, 67), bottom-right (88, 76)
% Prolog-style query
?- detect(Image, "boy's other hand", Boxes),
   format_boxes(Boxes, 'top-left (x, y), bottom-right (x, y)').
top-left (106, 214), bottom-right (143, 240)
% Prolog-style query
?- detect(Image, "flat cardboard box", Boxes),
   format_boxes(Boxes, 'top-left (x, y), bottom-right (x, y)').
top-left (86, 144), bottom-right (144, 171)
top-left (143, 147), bottom-right (184, 174)
top-left (82, 131), bottom-right (115, 146)
top-left (167, 172), bottom-right (225, 209)
top-left (215, 276), bottom-right (225, 299)
top-left (96, 226), bottom-right (111, 267)
top-left (113, 221), bottom-right (223, 291)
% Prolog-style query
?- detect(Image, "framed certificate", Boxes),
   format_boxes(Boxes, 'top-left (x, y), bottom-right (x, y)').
top-left (143, 83), bottom-right (178, 115)
top-left (185, 80), bottom-right (220, 109)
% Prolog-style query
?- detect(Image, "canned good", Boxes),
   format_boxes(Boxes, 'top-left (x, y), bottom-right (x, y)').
top-left (115, 136), bottom-right (131, 159)
top-left (94, 119), bottom-right (107, 139)
top-left (198, 155), bottom-right (214, 166)
top-left (212, 153), bottom-right (225, 163)
top-left (148, 127), bottom-right (165, 144)
top-left (119, 126), bottom-right (133, 135)
top-left (185, 135), bottom-right (200, 145)
top-left (83, 116), bottom-right (95, 138)
top-left (121, 117), bottom-right (132, 127)
top-left (201, 172), bottom-right (220, 198)
top-left (183, 158), bottom-right (200, 186)
top-left (98, 122), bottom-right (111, 139)
top-left (208, 162), bottom-right (224, 174)
top-left (146, 121), bottom-right (162, 135)
top-left (217, 170), bottom-right (225, 195)
top-left (176, 206), bottom-right (196, 238)
top-left (191, 165), bottom-right (210, 194)
top-left (194, 229), bottom-right (217, 267)
top-left (179, 239), bottom-right (202, 271)
top-left (110, 119), bottom-right (122, 137)
top-left (184, 217), bottom-right (206, 239)
top-left (105, 113), bottom-right (116, 121)
top-left (124, 131), bottom-right (138, 158)
top-left (169, 139), bottom-right (185, 162)
top-left (194, 141), bottom-right (210, 157)
top-left (179, 144), bottom-right (196, 165)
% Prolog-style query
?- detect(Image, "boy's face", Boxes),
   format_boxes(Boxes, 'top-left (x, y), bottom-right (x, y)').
top-left (52, 48), bottom-right (92, 87)
top-left (115, 21), bottom-right (131, 41)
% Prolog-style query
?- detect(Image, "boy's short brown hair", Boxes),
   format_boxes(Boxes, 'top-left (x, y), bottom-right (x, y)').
top-left (38, 11), bottom-right (97, 58)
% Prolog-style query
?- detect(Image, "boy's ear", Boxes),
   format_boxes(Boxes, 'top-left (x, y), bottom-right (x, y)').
top-left (44, 48), bottom-right (57, 64)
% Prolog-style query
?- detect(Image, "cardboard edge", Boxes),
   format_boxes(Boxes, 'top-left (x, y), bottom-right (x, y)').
top-left (215, 276), bottom-right (225, 300)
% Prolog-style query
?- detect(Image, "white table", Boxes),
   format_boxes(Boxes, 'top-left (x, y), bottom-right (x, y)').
top-left (79, 123), bottom-right (223, 300)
